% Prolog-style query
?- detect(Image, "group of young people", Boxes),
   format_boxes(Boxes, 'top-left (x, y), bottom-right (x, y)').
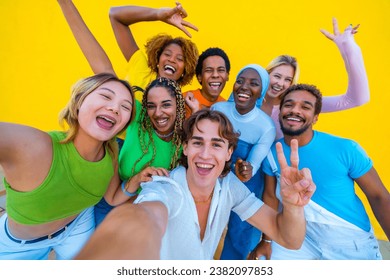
top-left (0, 1), bottom-right (388, 260)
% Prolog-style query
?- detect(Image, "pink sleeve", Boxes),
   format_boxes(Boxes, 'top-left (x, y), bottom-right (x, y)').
top-left (321, 32), bottom-right (370, 112)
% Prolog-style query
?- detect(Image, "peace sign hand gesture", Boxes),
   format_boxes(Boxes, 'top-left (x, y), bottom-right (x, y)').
top-left (277, 139), bottom-right (316, 207)
top-left (157, 2), bottom-right (199, 38)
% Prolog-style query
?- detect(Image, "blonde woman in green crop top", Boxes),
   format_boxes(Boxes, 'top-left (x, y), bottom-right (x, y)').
top-left (0, 73), bottom-right (135, 260)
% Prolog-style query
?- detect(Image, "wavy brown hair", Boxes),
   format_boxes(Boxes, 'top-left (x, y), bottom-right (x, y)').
top-left (145, 33), bottom-right (198, 87)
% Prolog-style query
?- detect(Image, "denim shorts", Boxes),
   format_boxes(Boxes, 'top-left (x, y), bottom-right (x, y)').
top-left (0, 207), bottom-right (95, 260)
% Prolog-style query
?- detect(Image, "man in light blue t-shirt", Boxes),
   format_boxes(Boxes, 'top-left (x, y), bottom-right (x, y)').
top-left (250, 84), bottom-right (390, 260)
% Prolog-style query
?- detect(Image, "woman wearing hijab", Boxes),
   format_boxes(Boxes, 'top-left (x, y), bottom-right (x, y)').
top-left (211, 64), bottom-right (275, 259)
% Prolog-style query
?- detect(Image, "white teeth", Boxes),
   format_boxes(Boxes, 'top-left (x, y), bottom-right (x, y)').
top-left (156, 119), bottom-right (168, 124)
top-left (238, 93), bottom-right (250, 99)
top-left (210, 83), bottom-right (221, 86)
top-left (196, 163), bottom-right (213, 169)
top-left (272, 85), bottom-right (282, 91)
top-left (287, 117), bottom-right (302, 122)
top-left (99, 116), bottom-right (115, 124)
top-left (164, 65), bottom-right (176, 73)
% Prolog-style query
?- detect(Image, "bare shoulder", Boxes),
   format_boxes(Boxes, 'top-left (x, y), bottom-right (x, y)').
top-left (0, 123), bottom-right (53, 189)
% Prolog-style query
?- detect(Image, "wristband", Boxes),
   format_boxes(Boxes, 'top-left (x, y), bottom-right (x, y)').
top-left (262, 238), bottom-right (272, 243)
top-left (121, 181), bottom-right (138, 197)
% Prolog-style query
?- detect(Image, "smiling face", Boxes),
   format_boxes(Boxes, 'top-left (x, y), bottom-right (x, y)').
top-left (146, 86), bottom-right (177, 137)
top-left (157, 43), bottom-right (185, 82)
top-left (183, 118), bottom-right (233, 190)
top-left (233, 68), bottom-right (262, 115)
top-left (77, 80), bottom-right (133, 142)
top-left (267, 64), bottom-right (295, 99)
top-left (279, 90), bottom-right (318, 137)
top-left (198, 55), bottom-right (229, 102)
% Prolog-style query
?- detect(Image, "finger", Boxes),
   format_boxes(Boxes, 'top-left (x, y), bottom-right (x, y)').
top-left (275, 142), bottom-right (288, 170)
top-left (175, 2), bottom-right (188, 17)
top-left (300, 168), bottom-right (316, 194)
top-left (156, 168), bottom-right (169, 177)
top-left (332, 17), bottom-right (340, 35)
top-left (300, 167), bottom-right (313, 182)
top-left (177, 25), bottom-right (192, 38)
top-left (352, 24), bottom-right (360, 31)
top-left (289, 139), bottom-right (299, 169)
top-left (182, 20), bottom-right (199, 31)
top-left (319, 29), bottom-right (334, 40)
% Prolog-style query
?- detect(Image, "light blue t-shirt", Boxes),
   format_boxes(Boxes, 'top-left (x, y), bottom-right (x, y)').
top-left (211, 101), bottom-right (275, 175)
top-left (262, 131), bottom-right (373, 231)
top-left (134, 166), bottom-right (264, 260)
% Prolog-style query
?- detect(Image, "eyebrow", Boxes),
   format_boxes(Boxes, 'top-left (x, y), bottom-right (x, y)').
top-left (147, 99), bottom-right (173, 105)
top-left (100, 87), bottom-right (133, 105)
top-left (191, 135), bottom-right (226, 144)
top-left (284, 99), bottom-right (314, 107)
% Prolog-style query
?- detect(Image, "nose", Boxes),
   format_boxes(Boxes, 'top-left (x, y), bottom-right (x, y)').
top-left (199, 144), bottom-right (211, 159)
top-left (154, 106), bottom-right (164, 117)
top-left (290, 104), bottom-right (301, 114)
top-left (107, 104), bottom-right (119, 115)
top-left (276, 79), bottom-right (284, 86)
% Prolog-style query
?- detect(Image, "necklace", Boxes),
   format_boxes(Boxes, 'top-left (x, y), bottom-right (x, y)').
top-left (154, 129), bottom-right (174, 139)
top-left (192, 189), bottom-right (214, 204)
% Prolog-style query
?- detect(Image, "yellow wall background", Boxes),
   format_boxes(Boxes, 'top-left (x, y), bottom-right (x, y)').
top-left (1, 0), bottom-right (389, 240)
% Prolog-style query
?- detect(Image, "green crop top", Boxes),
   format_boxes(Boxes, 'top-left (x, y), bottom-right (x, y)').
top-left (5, 131), bottom-right (114, 225)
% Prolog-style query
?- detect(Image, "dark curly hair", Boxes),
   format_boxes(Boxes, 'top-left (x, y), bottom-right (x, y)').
top-left (178, 109), bottom-right (239, 177)
top-left (280, 84), bottom-right (323, 115)
top-left (195, 47), bottom-right (231, 79)
top-left (145, 34), bottom-right (198, 87)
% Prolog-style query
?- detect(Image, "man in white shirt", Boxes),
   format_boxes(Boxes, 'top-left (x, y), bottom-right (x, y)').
top-left (75, 109), bottom-right (316, 260)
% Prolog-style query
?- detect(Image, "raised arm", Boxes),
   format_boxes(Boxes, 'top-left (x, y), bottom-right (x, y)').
top-left (57, 0), bottom-right (116, 75)
top-left (247, 139), bottom-right (316, 249)
top-left (320, 17), bottom-right (369, 112)
top-left (109, 2), bottom-right (198, 62)
top-left (355, 167), bottom-right (390, 240)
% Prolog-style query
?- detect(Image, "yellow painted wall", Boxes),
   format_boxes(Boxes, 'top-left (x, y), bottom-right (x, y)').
top-left (1, 0), bottom-right (389, 240)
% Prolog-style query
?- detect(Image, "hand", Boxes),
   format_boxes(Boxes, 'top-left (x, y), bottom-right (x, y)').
top-left (128, 167), bottom-right (169, 192)
top-left (234, 158), bottom-right (253, 182)
top-left (184, 92), bottom-right (200, 113)
top-left (320, 17), bottom-right (359, 47)
top-left (157, 2), bottom-right (198, 37)
top-left (247, 240), bottom-right (272, 260)
top-left (277, 139), bottom-right (315, 207)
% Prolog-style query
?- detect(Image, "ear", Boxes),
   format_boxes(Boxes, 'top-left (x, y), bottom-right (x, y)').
top-left (225, 146), bottom-right (233, 162)
top-left (197, 74), bottom-right (202, 84)
top-left (183, 141), bottom-right (188, 156)
top-left (313, 114), bottom-right (319, 125)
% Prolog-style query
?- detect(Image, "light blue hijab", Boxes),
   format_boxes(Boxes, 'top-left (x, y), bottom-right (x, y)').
top-left (227, 64), bottom-right (270, 108)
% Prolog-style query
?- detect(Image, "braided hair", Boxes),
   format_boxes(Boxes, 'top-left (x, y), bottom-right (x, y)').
top-left (131, 77), bottom-right (185, 175)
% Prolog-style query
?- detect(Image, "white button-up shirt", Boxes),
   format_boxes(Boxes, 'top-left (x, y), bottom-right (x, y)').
top-left (135, 166), bottom-right (264, 260)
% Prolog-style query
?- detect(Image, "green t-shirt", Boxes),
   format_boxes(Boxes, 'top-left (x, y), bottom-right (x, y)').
top-left (118, 101), bottom-right (182, 181)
